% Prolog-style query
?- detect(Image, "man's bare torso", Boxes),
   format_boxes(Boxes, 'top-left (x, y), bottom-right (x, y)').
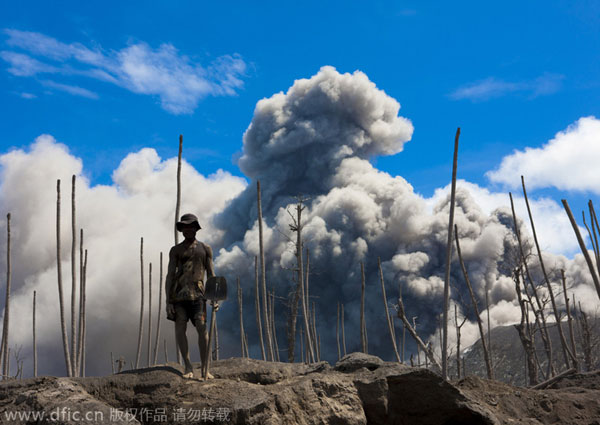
top-left (166, 239), bottom-right (214, 303)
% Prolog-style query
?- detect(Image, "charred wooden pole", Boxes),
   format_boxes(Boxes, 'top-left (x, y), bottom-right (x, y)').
top-left (56, 181), bottom-right (72, 377)
top-left (454, 225), bottom-right (493, 379)
top-left (257, 181), bottom-right (274, 361)
top-left (378, 257), bottom-right (401, 362)
top-left (153, 253), bottom-right (163, 365)
top-left (135, 237), bottom-right (144, 369)
top-left (70, 176), bottom-right (78, 377)
top-left (560, 270), bottom-right (579, 371)
top-left (442, 127), bottom-right (460, 380)
top-left (254, 256), bottom-right (265, 360)
top-left (562, 199), bottom-right (600, 301)
top-left (360, 262), bottom-right (367, 354)
top-left (522, 177), bottom-right (574, 369)
top-left (509, 192), bottom-right (554, 378)
top-left (33, 290), bottom-right (37, 377)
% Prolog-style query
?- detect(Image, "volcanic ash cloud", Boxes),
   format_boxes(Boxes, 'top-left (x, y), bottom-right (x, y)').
top-left (214, 66), bottom-right (577, 361)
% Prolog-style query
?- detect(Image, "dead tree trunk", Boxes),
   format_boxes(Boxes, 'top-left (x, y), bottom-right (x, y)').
top-left (287, 202), bottom-right (305, 362)
top-left (174, 135), bottom-right (183, 366)
top-left (257, 181), bottom-right (274, 361)
top-left (561, 270), bottom-right (579, 371)
top-left (70, 175), bottom-right (77, 377)
top-left (271, 289), bottom-right (280, 361)
top-left (174, 135), bottom-right (182, 245)
top-left (237, 277), bottom-right (246, 357)
top-left (522, 177), bottom-right (574, 370)
top-left (56, 181), bottom-right (72, 377)
top-left (81, 249), bottom-right (87, 377)
top-left (33, 290), bottom-right (37, 377)
top-left (360, 262), bottom-right (366, 354)
top-left (442, 127), bottom-right (460, 381)
top-left (577, 301), bottom-right (593, 371)
top-left (254, 256), bottom-right (265, 360)
top-left (147, 263), bottom-right (152, 367)
top-left (312, 301), bottom-right (320, 361)
top-left (77, 229), bottom-right (84, 376)
top-left (562, 199), bottom-right (600, 301)
top-left (397, 282), bottom-right (441, 372)
top-left (336, 303), bottom-right (341, 361)
top-left (454, 304), bottom-right (467, 379)
top-left (514, 268), bottom-right (538, 386)
top-left (1, 213), bottom-right (11, 379)
top-left (509, 192), bottom-right (554, 377)
top-left (153, 253), bottom-right (163, 365)
top-left (135, 237), bottom-right (144, 369)
top-left (378, 258), bottom-right (401, 362)
top-left (301, 248), bottom-right (315, 362)
top-left (341, 304), bottom-right (347, 356)
top-left (454, 225), bottom-right (493, 379)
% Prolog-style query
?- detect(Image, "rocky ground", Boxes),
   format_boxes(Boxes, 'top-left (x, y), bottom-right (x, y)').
top-left (0, 353), bottom-right (598, 424)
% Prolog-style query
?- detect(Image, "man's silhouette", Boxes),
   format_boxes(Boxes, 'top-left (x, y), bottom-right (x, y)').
top-left (165, 213), bottom-right (216, 379)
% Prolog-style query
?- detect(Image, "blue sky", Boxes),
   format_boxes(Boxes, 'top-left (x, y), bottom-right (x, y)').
top-left (1, 0), bottom-right (599, 248)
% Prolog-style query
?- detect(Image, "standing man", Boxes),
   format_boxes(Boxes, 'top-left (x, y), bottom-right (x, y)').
top-left (166, 213), bottom-right (216, 379)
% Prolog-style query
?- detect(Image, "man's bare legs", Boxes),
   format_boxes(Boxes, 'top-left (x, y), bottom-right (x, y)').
top-left (175, 320), bottom-right (194, 377)
top-left (195, 318), bottom-right (213, 379)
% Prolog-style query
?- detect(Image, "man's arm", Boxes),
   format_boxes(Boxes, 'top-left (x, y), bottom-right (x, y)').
top-left (165, 246), bottom-right (177, 304)
top-left (205, 244), bottom-right (215, 279)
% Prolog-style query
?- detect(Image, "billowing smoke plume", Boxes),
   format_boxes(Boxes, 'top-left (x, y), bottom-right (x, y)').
top-left (0, 66), bottom-right (598, 377)
top-left (213, 66), bottom-right (599, 363)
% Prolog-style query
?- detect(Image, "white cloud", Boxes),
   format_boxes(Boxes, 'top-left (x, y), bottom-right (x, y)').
top-left (42, 80), bottom-right (99, 99)
top-left (1, 29), bottom-right (247, 114)
top-left (425, 179), bottom-right (582, 256)
top-left (487, 116), bottom-right (600, 193)
top-left (0, 50), bottom-right (58, 76)
top-left (449, 73), bottom-right (563, 101)
top-left (0, 135), bottom-right (246, 376)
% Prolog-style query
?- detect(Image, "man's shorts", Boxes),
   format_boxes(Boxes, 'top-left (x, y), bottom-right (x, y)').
top-left (174, 299), bottom-right (206, 325)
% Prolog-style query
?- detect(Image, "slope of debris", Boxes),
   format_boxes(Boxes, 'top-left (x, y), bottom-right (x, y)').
top-left (0, 353), bottom-right (598, 424)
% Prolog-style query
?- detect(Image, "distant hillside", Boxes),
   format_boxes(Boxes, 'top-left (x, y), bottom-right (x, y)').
top-left (450, 320), bottom-right (600, 386)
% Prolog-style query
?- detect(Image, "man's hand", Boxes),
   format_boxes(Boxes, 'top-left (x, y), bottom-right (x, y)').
top-left (167, 303), bottom-right (175, 320)
top-left (212, 301), bottom-right (220, 312)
